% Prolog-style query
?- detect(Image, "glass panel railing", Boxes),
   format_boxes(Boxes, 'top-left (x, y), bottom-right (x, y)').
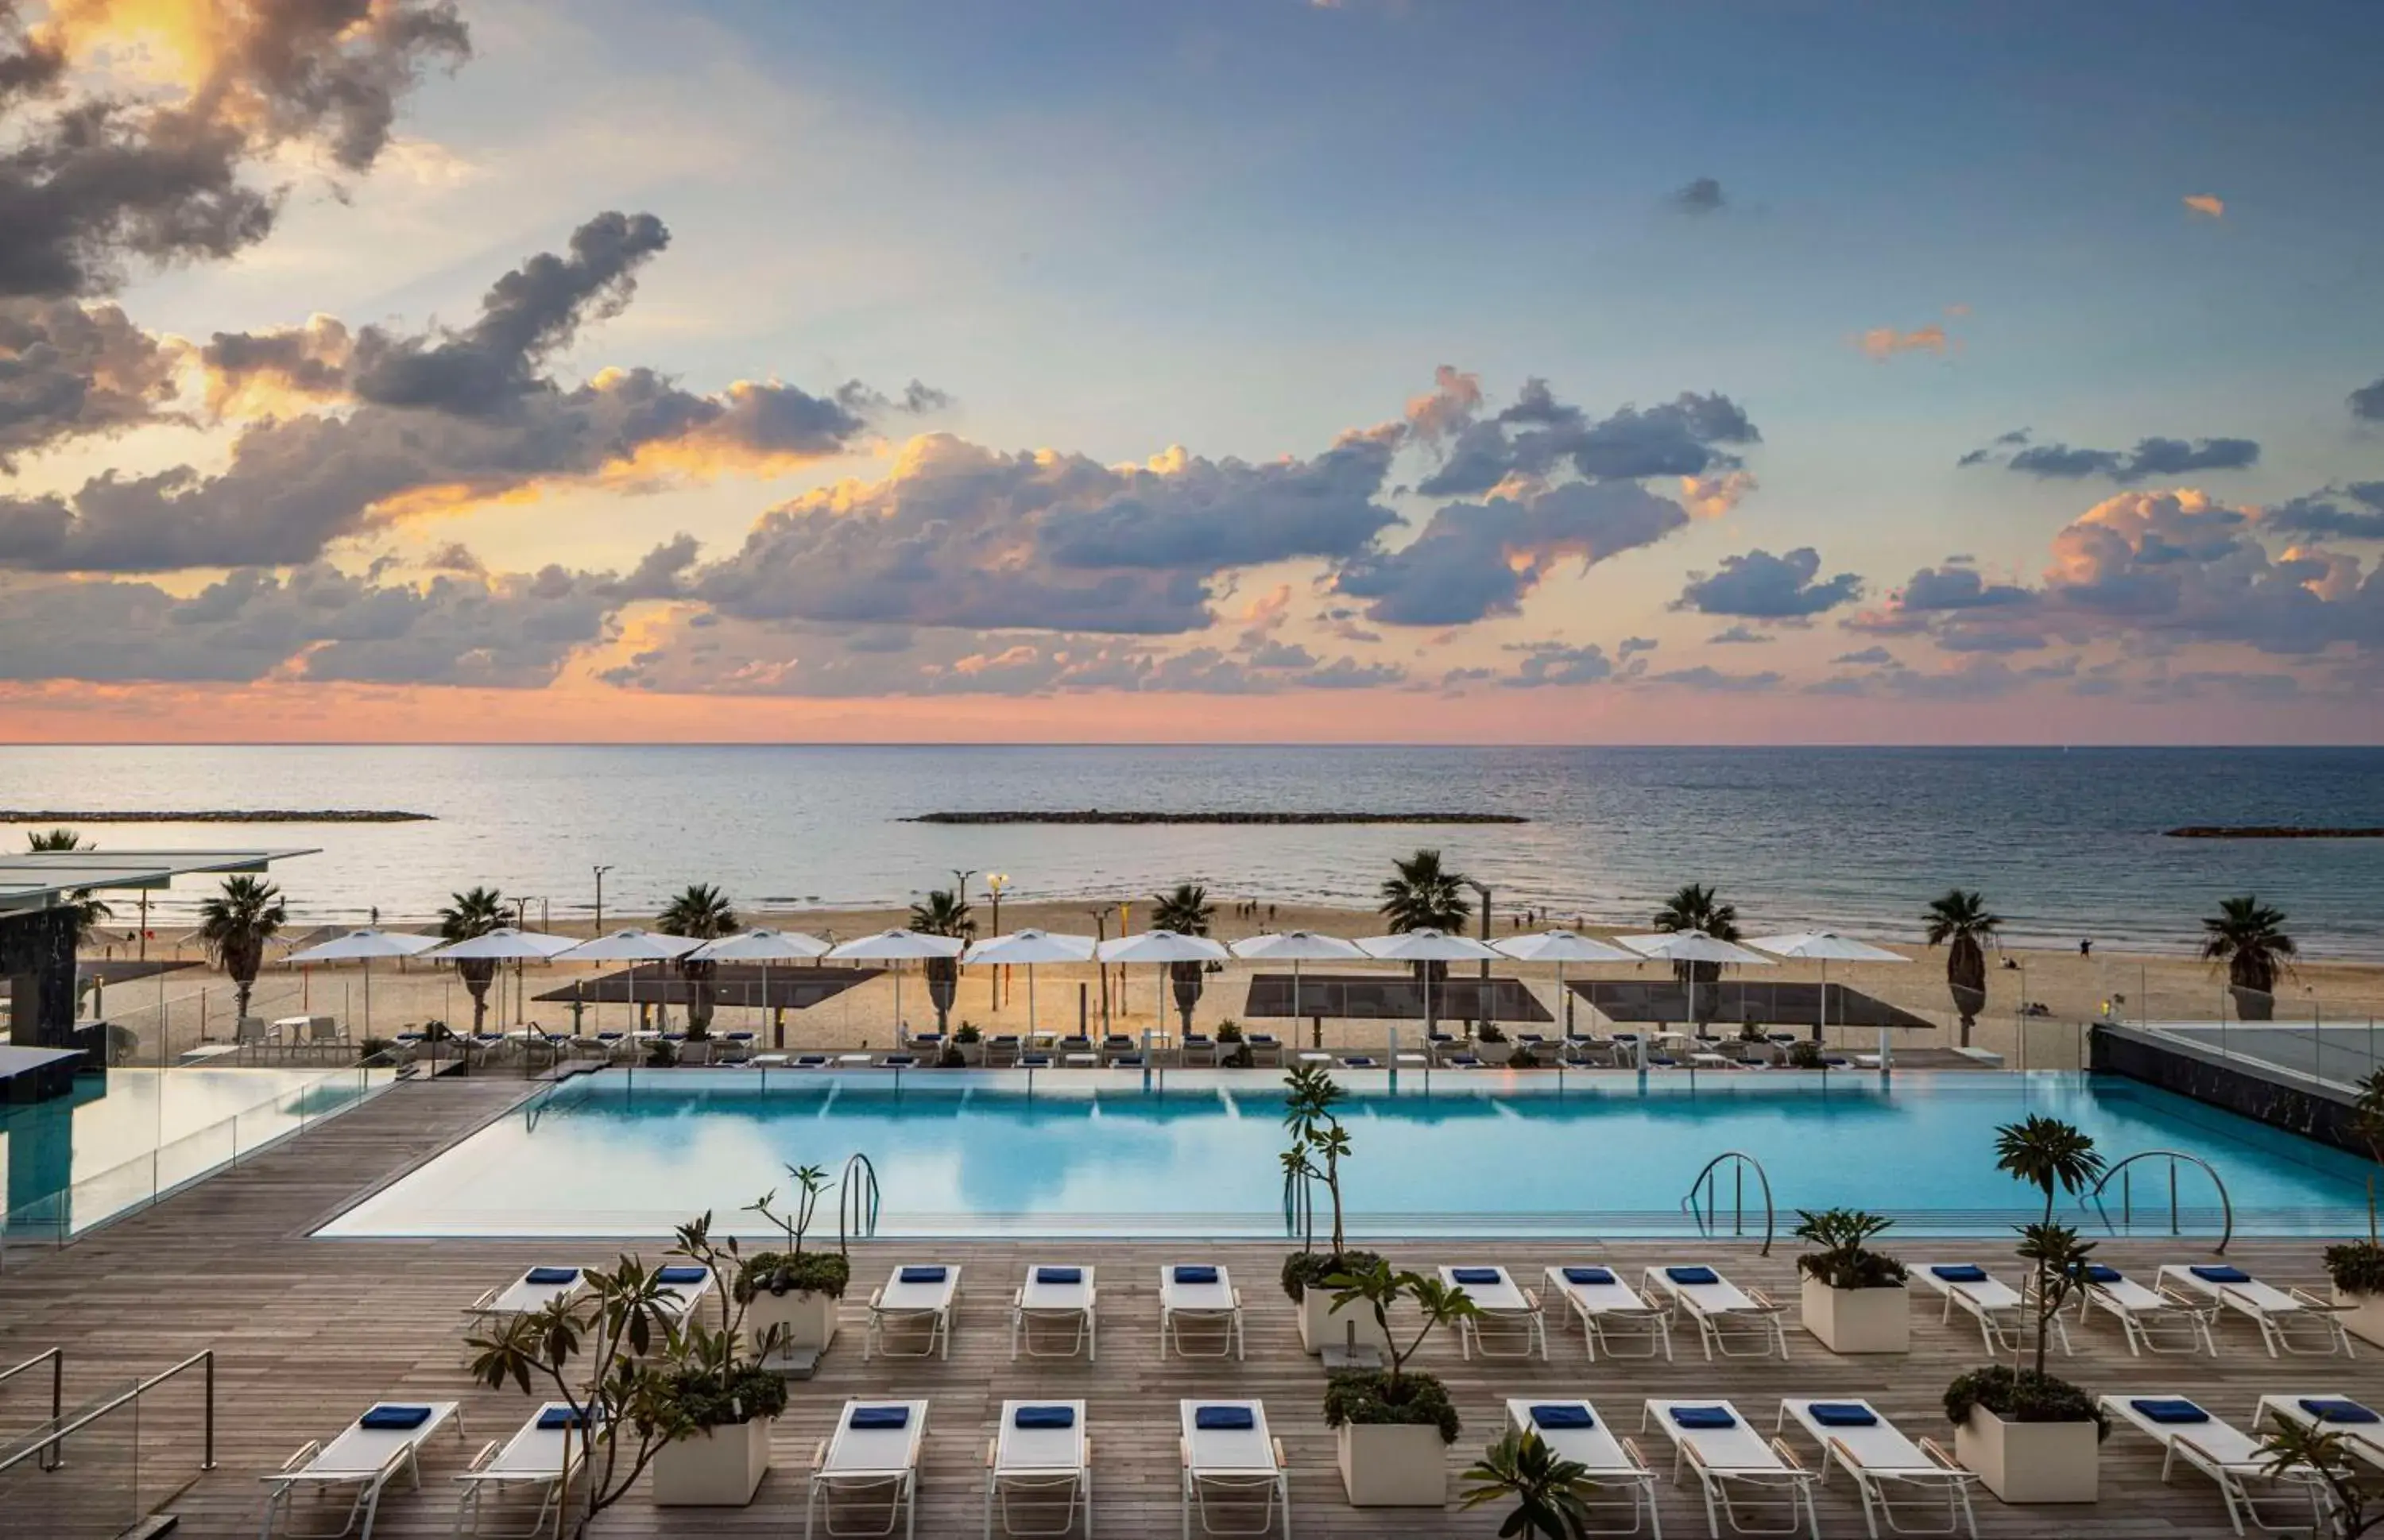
top-left (0, 1352), bottom-right (215, 1538)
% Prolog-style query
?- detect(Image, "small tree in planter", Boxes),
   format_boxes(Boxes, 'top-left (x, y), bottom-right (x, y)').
top-left (1945, 1117), bottom-right (2109, 1503)
top-left (1460, 1430), bottom-right (1602, 1538)
top-left (1793, 1208), bottom-right (1910, 1353)
top-left (741, 1163), bottom-right (849, 1360)
top-left (1320, 1259), bottom-right (1477, 1507)
top-left (2325, 1069), bottom-right (2384, 1345)
top-left (1217, 1020), bottom-right (1255, 1068)
top-left (1277, 1066), bottom-right (1387, 1357)
top-left (2258, 1422), bottom-right (2384, 1539)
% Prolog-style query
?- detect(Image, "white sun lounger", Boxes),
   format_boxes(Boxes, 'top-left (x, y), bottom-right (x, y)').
top-left (1544, 1264), bottom-right (1674, 1361)
top-left (651, 1264), bottom-right (718, 1324)
top-left (1159, 1263), bottom-right (1244, 1360)
top-left (1012, 1264), bottom-right (1097, 1360)
top-left (867, 1264), bottom-right (960, 1360)
top-left (1641, 1398), bottom-right (1817, 1539)
top-left (2252, 1392), bottom-right (2384, 1472)
top-left (463, 1267), bottom-right (585, 1326)
top-left (1179, 1399), bottom-right (1290, 1540)
top-left (2158, 1263), bottom-right (2353, 1358)
top-left (1504, 1398), bottom-right (1662, 1536)
top-left (1643, 1266), bottom-right (1788, 1360)
top-left (2100, 1393), bottom-right (2329, 1534)
top-left (985, 1399), bottom-right (1091, 1538)
top-left (259, 1400), bottom-right (464, 1540)
top-left (1441, 1265), bottom-right (1546, 1360)
top-left (1774, 1398), bottom-right (1976, 1539)
top-left (452, 1401), bottom-right (593, 1540)
top-left (808, 1399), bottom-right (930, 1540)
top-left (1914, 1263), bottom-right (2069, 1358)
top-left (2077, 1266), bottom-right (2220, 1356)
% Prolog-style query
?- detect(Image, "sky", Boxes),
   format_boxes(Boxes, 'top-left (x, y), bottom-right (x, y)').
top-left (4, 0), bottom-right (2383, 745)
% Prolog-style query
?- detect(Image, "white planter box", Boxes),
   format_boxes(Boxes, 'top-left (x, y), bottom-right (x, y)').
top-left (2332, 1288), bottom-right (2384, 1348)
top-left (1954, 1407), bottom-right (2097, 1504)
top-left (1800, 1278), bottom-right (1910, 1354)
top-left (1336, 1421), bottom-right (1449, 1507)
top-left (1295, 1285), bottom-right (1393, 1358)
top-left (747, 1288), bottom-right (839, 1355)
top-left (651, 1417), bottom-right (772, 1507)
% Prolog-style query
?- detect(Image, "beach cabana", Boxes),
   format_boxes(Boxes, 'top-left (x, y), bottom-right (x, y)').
top-left (828, 928), bottom-right (965, 1046)
top-left (284, 927), bottom-right (440, 1038)
top-left (1492, 929), bottom-right (1639, 1037)
top-left (963, 930), bottom-right (1096, 1042)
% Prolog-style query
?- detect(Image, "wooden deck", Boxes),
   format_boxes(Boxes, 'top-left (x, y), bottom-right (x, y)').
top-left (3, 1077), bottom-right (2380, 1537)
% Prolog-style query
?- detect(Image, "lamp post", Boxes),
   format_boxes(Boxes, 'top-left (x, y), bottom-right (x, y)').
top-left (985, 873), bottom-right (1009, 1005)
top-left (592, 865), bottom-right (613, 938)
top-left (1464, 878), bottom-right (1494, 1039)
top-left (513, 896), bottom-right (534, 1024)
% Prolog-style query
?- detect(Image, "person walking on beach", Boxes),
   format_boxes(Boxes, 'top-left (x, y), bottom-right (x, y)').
top-left (2080, 938), bottom-right (2092, 957)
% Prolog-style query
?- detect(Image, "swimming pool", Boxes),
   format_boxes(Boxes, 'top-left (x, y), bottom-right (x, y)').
top-left (317, 1070), bottom-right (2374, 1240)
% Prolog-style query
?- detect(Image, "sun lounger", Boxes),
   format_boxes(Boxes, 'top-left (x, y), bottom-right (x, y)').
top-left (1543, 1264), bottom-right (1674, 1361)
top-left (1642, 1398), bottom-right (1818, 1539)
top-left (2076, 1265), bottom-right (2220, 1356)
top-left (867, 1263), bottom-right (960, 1360)
top-left (652, 1263), bottom-right (718, 1324)
top-left (259, 1400), bottom-right (464, 1540)
top-left (1159, 1263), bottom-right (1245, 1360)
top-left (1643, 1265), bottom-right (1789, 1360)
top-left (807, 1399), bottom-right (929, 1540)
top-left (1504, 1399), bottom-right (1661, 1536)
top-left (463, 1266), bottom-right (585, 1326)
top-left (2157, 1263), bottom-right (2352, 1357)
top-left (2100, 1394), bottom-right (2328, 1534)
top-left (1774, 1397), bottom-right (1977, 1539)
top-left (985, 1399), bottom-right (1091, 1538)
top-left (1439, 1265), bottom-right (1546, 1360)
top-left (452, 1401), bottom-right (594, 1540)
top-left (1245, 1033), bottom-right (1283, 1066)
top-left (2252, 1392), bottom-right (2384, 1472)
top-left (1178, 1399), bottom-right (1289, 1540)
top-left (1914, 1263), bottom-right (2069, 1358)
top-left (1012, 1264), bottom-right (1097, 1360)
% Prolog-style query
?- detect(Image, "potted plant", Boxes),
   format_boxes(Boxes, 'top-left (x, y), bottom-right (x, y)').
top-left (1794, 1208), bottom-right (1909, 1352)
top-left (2256, 1420), bottom-right (2384, 1539)
top-left (470, 1214), bottom-right (790, 1520)
top-left (1319, 1258), bottom-right (1476, 1506)
top-left (1460, 1429), bottom-right (1603, 1538)
top-left (739, 1163), bottom-right (849, 1359)
top-left (1947, 1116), bottom-right (2109, 1503)
top-left (1787, 1039), bottom-right (1825, 1070)
top-left (1277, 1066), bottom-right (1389, 1358)
top-left (1217, 1020), bottom-right (1255, 1068)
top-left (2326, 1070), bottom-right (2384, 1346)
top-left (952, 1020), bottom-right (983, 1066)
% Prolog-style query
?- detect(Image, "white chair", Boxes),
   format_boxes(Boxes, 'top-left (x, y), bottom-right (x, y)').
top-left (1542, 1264), bottom-right (1674, 1362)
top-left (1439, 1265), bottom-right (1546, 1360)
top-left (1159, 1263), bottom-right (1244, 1360)
top-left (2100, 1394), bottom-right (2329, 1534)
top-left (985, 1399), bottom-right (1091, 1538)
top-left (462, 1267), bottom-right (586, 1330)
top-left (808, 1399), bottom-right (929, 1540)
top-left (1178, 1399), bottom-right (1290, 1540)
top-left (1774, 1397), bottom-right (1977, 1539)
top-left (1643, 1265), bottom-right (1788, 1360)
top-left (2076, 1265), bottom-right (2220, 1356)
top-left (2158, 1263), bottom-right (2353, 1358)
top-left (2251, 1392), bottom-right (2384, 1472)
top-left (1012, 1265), bottom-right (1097, 1360)
top-left (1914, 1263), bottom-right (2069, 1358)
top-left (258, 1400), bottom-right (464, 1540)
top-left (867, 1264), bottom-right (960, 1360)
top-left (1641, 1398), bottom-right (1818, 1539)
top-left (1504, 1399), bottom-right (1662, 1536)
top-left (452, 1401), bottom-right (591, 1540)
top-left (652, 1263), bottom-right (718, 1326)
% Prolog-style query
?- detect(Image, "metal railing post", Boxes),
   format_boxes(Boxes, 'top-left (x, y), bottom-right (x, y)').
top-left (202, 1348), bottom-right (215, 1469)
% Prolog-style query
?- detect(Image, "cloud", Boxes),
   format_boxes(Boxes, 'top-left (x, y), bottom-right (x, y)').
top-left (0, 296), bottom-right (184, 464)
top-left (1962, 427), bottom-right (2259, 482)
top-left (2183, 194), bottom-right (2224, 219)
top-left (1403, 364), bottom-right (1481, 442)
top-left (1617, 636), bottom-right (1658, 658)
top-left (1500, 641), bottom-right (1616, 688)
top-left (201, 315), bottom-right (354, 416)
top-left (1672, 176), bottom-right (1724, 215)
top-left (1856, 324), bottom-right (1950, 362)
top-left (2265, 484), bottom-right (2384, 541)
top-left (1640, 664), bottom-right (1784, 693)
top-left (1831, 645), bottom-right (1894, 665)
top-left (1413, 381), bottom-right (1759, 497)
top-left (1674, 547), bottom-right (1863, 618)
top-left (1708, 624), bottom-right (1771, 644)
top-left (2354, 377), bottom-right (2384, 423)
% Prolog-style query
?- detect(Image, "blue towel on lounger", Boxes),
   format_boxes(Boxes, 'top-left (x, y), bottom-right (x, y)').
top-left (881, 1054), bottom-right (916, 1066)
top-left (537, 1407), bottom-right (590, 1430)
top-left (655, 1266), bottom-right (707, 1286)
top-left (1531, 1405), bottom-right (1593, 1429)
top-left (1450, 1267), bottom-right (1501, 1285)
top-left (2131, 1399), bottom-right (2207, 1425)
top-left (1670, 1407), bottom-right (1735, 1430)
top-left (2077, 1263), bottom-right (2122, 1283)
top-left (1810, 1403), bottom-right (1877, 1427)
top-left (2302, 1399), bottom-right (2381, 1425)
top-left (1013, 1405), bottom-right (1075, 1429)
top-left (849, 1406), bottom-right (909, 1430)
top-left (2189, 1264), bottom-right (2250, 1283)
top-left (1666, 1266), bottom-right (1719, 1286)
top-left (1173, 1265), bottom-right (1218, 1284)
top-left (1194, 1406), bottom-right (1254, 1430)
top-left (360, 1405), bottom-right (432, 1430)
top-left (1114, 1055), bottom-right (1144, 1067)
top-left (1930, 1264), bottom-right (1988, 1283)
top-left (524, 1267), bottom-right (579, 1286)
top-left (898, 1265), bottom-right (947, 1284)
top-left (1035, 1267), bottom-right (1082, 1284)
top-left (1562, 1267), bottom-right (1615, 1286)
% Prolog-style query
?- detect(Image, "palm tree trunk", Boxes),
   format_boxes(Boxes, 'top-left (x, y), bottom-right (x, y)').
top-left (1949, 936), bottom-right (1986, 1047)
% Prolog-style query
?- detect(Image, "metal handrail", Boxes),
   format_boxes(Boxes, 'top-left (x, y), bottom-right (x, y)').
top-left (0, 1348), bottom-right (64, 1470)
top-left (838, 1153), bottom-right (880, 1248)
top-left (2081, 1149), bottom-right (2235, 1253)
top-left (1681, 1150), bottom-right (1776, 1256)
top-left (0, 1348), bottom-right (214, 1483)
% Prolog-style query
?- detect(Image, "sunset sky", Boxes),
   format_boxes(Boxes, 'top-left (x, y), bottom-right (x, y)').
top-left (5, 0), bottom-right (2383, 743)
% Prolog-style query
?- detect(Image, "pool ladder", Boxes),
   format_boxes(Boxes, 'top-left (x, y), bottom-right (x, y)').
top-left (1682, 1151), bottom-right (1775, 1256)
top-left (839, 1152), bottom-right (880, 1246)
top-left (2080, 1150), bottom-right (2234, 1254)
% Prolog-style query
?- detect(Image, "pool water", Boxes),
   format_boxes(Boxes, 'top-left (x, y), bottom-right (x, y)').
top-left (316, 1070), bottom-right (2375, 1240)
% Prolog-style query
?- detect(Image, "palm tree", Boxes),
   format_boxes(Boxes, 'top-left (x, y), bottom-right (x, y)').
top-left (25, 828), bottom-right (114, 948)
top-left (1923, 889), bottom-right (2002, 1046)
top-left (198, 876), bottom-right (285, 1021)
top-left (438, 886), bottom-right (509, 1032)
top-left (658, 883), bottom-right (739, 1036)
top-left (1380, 849), bottom-right (1473, 1034)
top-left (1652, 882), bottom-right (1740, 1026)
top-left (2203, 895), bottom-right (2296, 1022)
top-left (1151, 882), bottom-right (1217, 1037)
top-left (1460, 1428), bottom-right (1600, 1538)
top-left (907, 888), bottom-right (975, 1035)
top-left (1994, 1116), bottom-right (2104, 1378)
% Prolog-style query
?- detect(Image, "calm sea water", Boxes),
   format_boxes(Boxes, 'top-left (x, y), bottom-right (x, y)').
top-left (2, 745), bottom-right (2381, 954)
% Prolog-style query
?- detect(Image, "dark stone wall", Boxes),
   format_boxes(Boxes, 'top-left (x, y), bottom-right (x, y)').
top-left (1, 906), bottom-right (82, 1052)
top-left (2092, 1023), bottom-right (2363, 1156)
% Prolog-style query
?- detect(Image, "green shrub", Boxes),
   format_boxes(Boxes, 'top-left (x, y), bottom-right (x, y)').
top-left (1505, 1044), bottom-right (1537, 1069)
top-left (1322, 1369), bottom-right (1460, 1442)
top-left (739, 1250), bottom-right (851, 1300)
top-left (358, 1036), bottom-right (396, 1062)
top-left (954, 1021), bottom-right (981, 1044)
top-left (651, 1362), bottom-right (789, 1433)
top-left (1280, 1248), bottom-right (1384, 1302)
top-left (644, 1039), bottom-right (678, 1068)
top-left (938, 1044), bottom-right (965, 1067)
top-left (1788, 1039), bottom-right (1825, 1069)
top-left (2326, 1240), bottom-right (2384, 1294)
top-left (1792, 1208), bottom-right (1908, 1290)
top-left (1216, 1020), bottom-right (1244, 1043)
top-left (1477, 1023), bottom-right (1508, 1044)
top-left (1943, 1366), bottom-right (2107, 1437)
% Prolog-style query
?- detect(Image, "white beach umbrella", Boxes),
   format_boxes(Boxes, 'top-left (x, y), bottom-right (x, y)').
top-left (690, 929), bottom-right (833, 1047)
top-left (1746, 930), bottom-right (1911, 1051)
top-left (424, 927), bottom-right (578, 1032)
top-left (1492, 929), bottom-right (1641, 1035)
top-left (1620, 931), bottom-right (1776, 1033)
top-left (284, 927), bottom-right (440, 1036)
top-left (830, 928), bottom-right (967, 1045)
top-left (556, 928), bottom-right (702, 1035)
top-left (1230, 930), bottom-right (1365, 1034)
top-left (1356, 927), bottom-right (1502, 1038)
top-left (962, 929), bottom-right (1096, 1039)
top-left (1097, 930), bottom-right (1230, 1039)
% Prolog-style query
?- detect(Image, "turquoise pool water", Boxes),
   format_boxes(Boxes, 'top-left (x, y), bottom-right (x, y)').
top-left (316, 1070), bottom-right (2374, 1240)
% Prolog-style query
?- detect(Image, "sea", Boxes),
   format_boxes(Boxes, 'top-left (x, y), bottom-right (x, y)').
top-left (2, 745), bottom-right (2381, 955)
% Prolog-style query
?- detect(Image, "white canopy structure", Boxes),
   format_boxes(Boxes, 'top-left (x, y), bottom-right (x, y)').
top-left (1229, 930), bottom-right (1366, 1037)
top-left (684, 928), bottom-right (833, 1043)
top-left (1746, 930), bottom-right (1912, 1061)
top-left (962, 929), bottom-right (1096, 1039)
top-left (1492, 929), bottom-right (1641, 1035)
top-left (1356, 927), bottom-right (1501, 1038)
top-left (555, 928), bottom-right (702, 1035)
top-left (284, 927), bottom-right (440, 1035)
top-left (1619, 931), bottom-right (1776, 1034)
top-left (1097, 930), bottom-right (1230, 1039)
top-left (829, 928), bottom-right (967, 1044)
top-left (424, 927), bottom-right (576, 961)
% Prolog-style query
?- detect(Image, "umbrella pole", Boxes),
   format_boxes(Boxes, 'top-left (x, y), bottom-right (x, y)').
top-left (1293, 958), bottom-right (1302, 1049)
top-left (1028, 965), bottom-right (1038, 1040)
top-left (1558, 960), bottom-right (1567, 1038)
